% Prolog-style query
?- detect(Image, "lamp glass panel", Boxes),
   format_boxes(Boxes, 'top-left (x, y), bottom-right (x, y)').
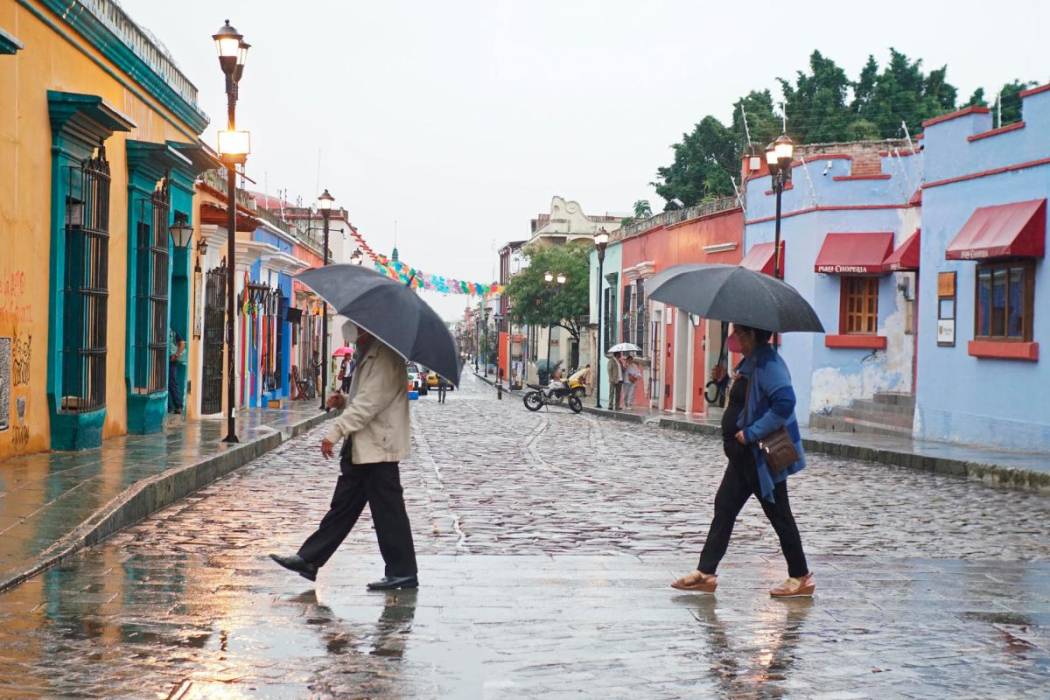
top-left (774, 141), bottom-right (794, 160)
top-left (218, 130), bottom-right (251, 156)
top-left (765, 148), bottom-right (777, 165)
top-left (216, 36), bottom-right (240, 58)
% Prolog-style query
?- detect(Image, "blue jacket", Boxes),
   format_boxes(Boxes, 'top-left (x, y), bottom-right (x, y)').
top-left (735, 344), bottom-right (806, 503)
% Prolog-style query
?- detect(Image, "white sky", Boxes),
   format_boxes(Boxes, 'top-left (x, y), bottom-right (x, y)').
top-left (124, 0), bottom-right (1049, 320)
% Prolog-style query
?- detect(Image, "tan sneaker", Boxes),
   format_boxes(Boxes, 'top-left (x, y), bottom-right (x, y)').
top-left (671, 571), bottom-right (718, 593)
top-left (770, 573), bottom-right (815, 598)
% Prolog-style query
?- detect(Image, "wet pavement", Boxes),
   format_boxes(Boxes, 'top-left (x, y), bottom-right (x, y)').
top-left (0, 404), bottom-right (323, 590)
top-left (0, 375), bottom-right (1048, 697)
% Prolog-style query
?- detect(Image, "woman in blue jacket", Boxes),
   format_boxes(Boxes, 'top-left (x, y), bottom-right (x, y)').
top-left (672, 324), bottom-right (813, 598)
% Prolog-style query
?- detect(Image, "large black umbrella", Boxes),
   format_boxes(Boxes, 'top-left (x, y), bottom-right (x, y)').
top-left (296, 264), bottom-right (461, 385)
top-left (647, 263), bottom-right (824, 333)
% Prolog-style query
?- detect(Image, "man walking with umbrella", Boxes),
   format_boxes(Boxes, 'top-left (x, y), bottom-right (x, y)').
top-left (270, 323), bottom-right (418, 590)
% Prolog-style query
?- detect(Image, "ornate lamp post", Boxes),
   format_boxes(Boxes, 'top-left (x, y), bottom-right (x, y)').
top-left (593, 228), bottom-right (609, 408)
top-left (213, 19), bottom-right (250, 443)
top-left (350, 248), bottom-right (364, 265)
top-left (316, 188), bottom-right (334, 409)
top-left (765, 134), bottom-right (794, 279)
top-left (543, 271), bottom-right (566, 381)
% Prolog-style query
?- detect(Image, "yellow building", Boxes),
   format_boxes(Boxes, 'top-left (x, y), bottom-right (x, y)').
top-left (0, 0), bottom-right (214, 457)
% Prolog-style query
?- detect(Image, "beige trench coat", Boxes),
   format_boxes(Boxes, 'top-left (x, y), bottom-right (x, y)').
top-left (324, 340), bottom-right (411, 464)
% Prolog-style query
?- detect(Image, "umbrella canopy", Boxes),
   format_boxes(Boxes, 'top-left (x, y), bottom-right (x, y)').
top-left (296, 264), bottom-right (461, 385)
top-left (607, 342), bottom-right (642, 354)
top-left (332, 346), bottom-right (354, 357)
top-left (647, 263), bottom-right (824, 333)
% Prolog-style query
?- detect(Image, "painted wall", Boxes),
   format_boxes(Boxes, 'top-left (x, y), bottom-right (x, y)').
top-left (744, 150), bottom-right (922, 424)
top-left (915, 88), bottom-right (1050, 450)
top-left (618, 207), bottom-right (744, 412)
top-left (589, 241), bottom-right (622, 408)
top-left (0, 0), bottom-right (206, 458)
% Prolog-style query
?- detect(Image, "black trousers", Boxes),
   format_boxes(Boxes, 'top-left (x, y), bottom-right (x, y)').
top-left (298, 453), bottom-right (418, 577)
top-left (698, 444), bottom-right (809, 579)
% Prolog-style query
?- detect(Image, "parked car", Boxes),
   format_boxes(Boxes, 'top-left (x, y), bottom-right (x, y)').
top-left (406, 363), bottom-right (424, 391)
top-left (427, 371), bottom-right (453, 390)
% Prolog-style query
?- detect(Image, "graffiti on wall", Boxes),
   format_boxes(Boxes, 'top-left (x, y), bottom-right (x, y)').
top-left (0, 338), bottom-right (9, 431)
top-left (0, 271), bottom-right (31, 324)
top-left (12, 334), bottom-right (30, 386)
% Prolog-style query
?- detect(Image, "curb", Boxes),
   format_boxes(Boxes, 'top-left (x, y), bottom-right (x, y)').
top-left (584, 407), bottom-right (1050, 495)
top-left (0, 410), bottom-right (331, 593)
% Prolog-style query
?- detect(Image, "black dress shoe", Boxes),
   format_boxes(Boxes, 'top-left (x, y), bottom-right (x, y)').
top-left (269, 553), bottom-right (318, 582)
top-left (367, 575), bottom-right (418, 591)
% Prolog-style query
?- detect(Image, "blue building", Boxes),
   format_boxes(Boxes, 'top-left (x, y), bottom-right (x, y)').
top-left (915, 85), bottom-right (1050, 450)
top-left (743, 141), bottom-right (922, 428)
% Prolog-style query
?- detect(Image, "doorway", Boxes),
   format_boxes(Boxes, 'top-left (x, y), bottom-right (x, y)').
top-left (201, 262), bottom-right (226, 415)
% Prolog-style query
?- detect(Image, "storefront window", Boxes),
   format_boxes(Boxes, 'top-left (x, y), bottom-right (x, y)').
top-left (975, 261), bottom-right (1033, 340)
top-left (841, 277), bottom-right (879, 334)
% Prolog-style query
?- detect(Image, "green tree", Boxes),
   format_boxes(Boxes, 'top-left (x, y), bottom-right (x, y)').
top-left (633, 199), bottom-right (653, 219)
top-left (965, 87), bottom-right (988, 108)
top-left (994, 79), bottom-right (1037, 124)
top-left (505, 245), bottom-right (591, 342)
top-left (651, 115), bottom-right (736, 206)
top-left (778, 50), bottom-right (852, 143)
top-left (863, 48), bottom-right (957, 138)
top-left (731, 90), bottom-right (781, 154)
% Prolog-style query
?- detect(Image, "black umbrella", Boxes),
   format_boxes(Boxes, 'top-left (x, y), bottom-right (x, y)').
top-left (647, 263), bottom-right (824, 333)
top-left (296, 264), bottom-right (461, 385)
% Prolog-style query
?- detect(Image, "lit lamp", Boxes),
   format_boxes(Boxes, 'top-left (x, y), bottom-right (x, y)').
top-left (350, 249), bottom-right (364, 265)
top-left (213, 18), bottom-right (250, 444)
top-left (765, 133), bottom-right (794, 281)
top-left (169, 213), bottom-right (193, 248)
top-left (556, 273), bottom-right (567, 285)
top-left (594, 228), bottom-right (610, 408)
top-left (544, 271), bottom-right (554, 283)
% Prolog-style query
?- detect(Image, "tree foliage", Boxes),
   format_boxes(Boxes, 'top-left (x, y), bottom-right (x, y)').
top-left (651, 48), bottom-right (1032, 206)
top-left (505, 245), bottom-right (591, 340)
top-left (633, 199), bottom-right (653, 219)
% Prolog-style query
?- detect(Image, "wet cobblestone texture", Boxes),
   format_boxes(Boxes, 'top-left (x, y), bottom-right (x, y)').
top-left (1, 375), bottom-right (1048, 697)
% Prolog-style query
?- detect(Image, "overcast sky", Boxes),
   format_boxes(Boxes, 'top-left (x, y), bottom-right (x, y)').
top-left (125, 0), bottom-right (1049, 320)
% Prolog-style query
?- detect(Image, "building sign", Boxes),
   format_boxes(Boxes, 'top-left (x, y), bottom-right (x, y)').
top-left (937, 271), bottom-right (956, 347)
top-left (815, 264), bottom-right (878, 274)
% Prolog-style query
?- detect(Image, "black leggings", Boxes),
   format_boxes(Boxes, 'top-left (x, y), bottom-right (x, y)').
top-left (698, 447), bottom-right (809, 579)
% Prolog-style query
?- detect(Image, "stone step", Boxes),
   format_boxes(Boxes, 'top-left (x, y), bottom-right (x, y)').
top-left (847, 398), bottom-right (916, 418)
top-left (833, 406), bottom-right (914, 429)
top-left (809, 413), bottom-right (914, 438)
top-left (872, 391), bottom-right (916, 409)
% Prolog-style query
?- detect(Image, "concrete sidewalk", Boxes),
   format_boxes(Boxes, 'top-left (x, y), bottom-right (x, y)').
top-left (0, 404), bottom-right (329, 592)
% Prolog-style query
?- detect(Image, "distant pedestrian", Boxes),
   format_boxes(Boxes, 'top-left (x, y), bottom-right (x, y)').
top-left (607, 351), bottom-right (623, 410)
top-left (168, 329), bottom-right (186, 414)
top-left (271, 325), bottom-right (418, 591)
top-left (338, 353), bottom-right (355, 394)
top-left (621, 355), bottom-right (642, 408)
top-left (311, 351), bottom-right (322, 396)
top-left (437, 374), bottom-right (448, 403)
top-left (672, 324), bottom-right (813, 598)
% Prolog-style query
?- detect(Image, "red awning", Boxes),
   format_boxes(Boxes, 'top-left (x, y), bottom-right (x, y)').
top-left (945, 199), bottom-right (1046, 260)
top-left (814, 232), bottom-right (894, 274)
top-left (885, 229), bottom-right (920, 271)
top-left (740, 242), bottom-right (781, 275)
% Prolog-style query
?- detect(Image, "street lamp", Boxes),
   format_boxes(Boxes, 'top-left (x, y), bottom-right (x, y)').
top-left (593, 228), bottom-right (609, 408)
top-left (316, 188), bottom-right (335, 410)
top-left (213, 18), bottom-right (250, 444)
top-left (482, 307), bottom-right (492, 377)
top-left (765, 133), bottom-right (794, 280)
top-left (350, 249), bottom-right (364, 265)
top-left (543, 271), bottom-right (566, 382)
top-left (169, 212), bottom-right (193, 249)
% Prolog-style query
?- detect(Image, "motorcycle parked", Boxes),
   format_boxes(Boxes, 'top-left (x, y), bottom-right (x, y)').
top-left (523, 382), bottom-right (583, 414)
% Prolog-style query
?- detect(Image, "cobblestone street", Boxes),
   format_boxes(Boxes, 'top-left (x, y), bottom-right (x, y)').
top-left (1, 374), bottom-right (1048, 698)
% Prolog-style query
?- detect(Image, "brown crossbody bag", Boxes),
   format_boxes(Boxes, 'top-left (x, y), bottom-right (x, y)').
top-left (742, 377), bottom-right (799, 474)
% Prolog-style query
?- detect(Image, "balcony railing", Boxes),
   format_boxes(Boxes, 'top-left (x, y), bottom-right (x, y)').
top-left (616, 196), bottom-right (739, 240)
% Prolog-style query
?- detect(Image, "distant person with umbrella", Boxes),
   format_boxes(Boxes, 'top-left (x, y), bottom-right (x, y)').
top-left (271, 264), bottom-right (460, 590)
top-left (606, 351), bottom-right (623, 410)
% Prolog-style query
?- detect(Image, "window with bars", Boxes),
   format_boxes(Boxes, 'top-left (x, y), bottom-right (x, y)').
top-left (975, 261), bottom-right (1034, 341)
top-left (61, 146), bottom-right (111, 412)
top-left (634, 279), bottom-right (646, 352)
top-left (622, 284), bottom-right (634, 344)
top-left (840, 277), bottom-right (879, 334)
top-left (603, 285), bottom-right (617, 348)
top-left (133, 179), bottom-right (170, 394)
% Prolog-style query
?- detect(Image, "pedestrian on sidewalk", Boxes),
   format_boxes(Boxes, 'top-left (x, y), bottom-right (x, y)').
top-left (437, 373), bottom-right (448, 403)
top-left (607, 351), bottom-right (623, 410)
top-left (271, 324), bottom-right (418, 591)
top-left (168, 329), bottom-right (186, 414)
top-left (672, 324), bottom-right (813, 598)
top-left (621, 355), bottom-right (642, 409)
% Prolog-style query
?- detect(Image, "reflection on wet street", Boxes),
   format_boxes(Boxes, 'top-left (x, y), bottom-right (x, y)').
top-left (0, 375), bottom-right (1048, 697)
